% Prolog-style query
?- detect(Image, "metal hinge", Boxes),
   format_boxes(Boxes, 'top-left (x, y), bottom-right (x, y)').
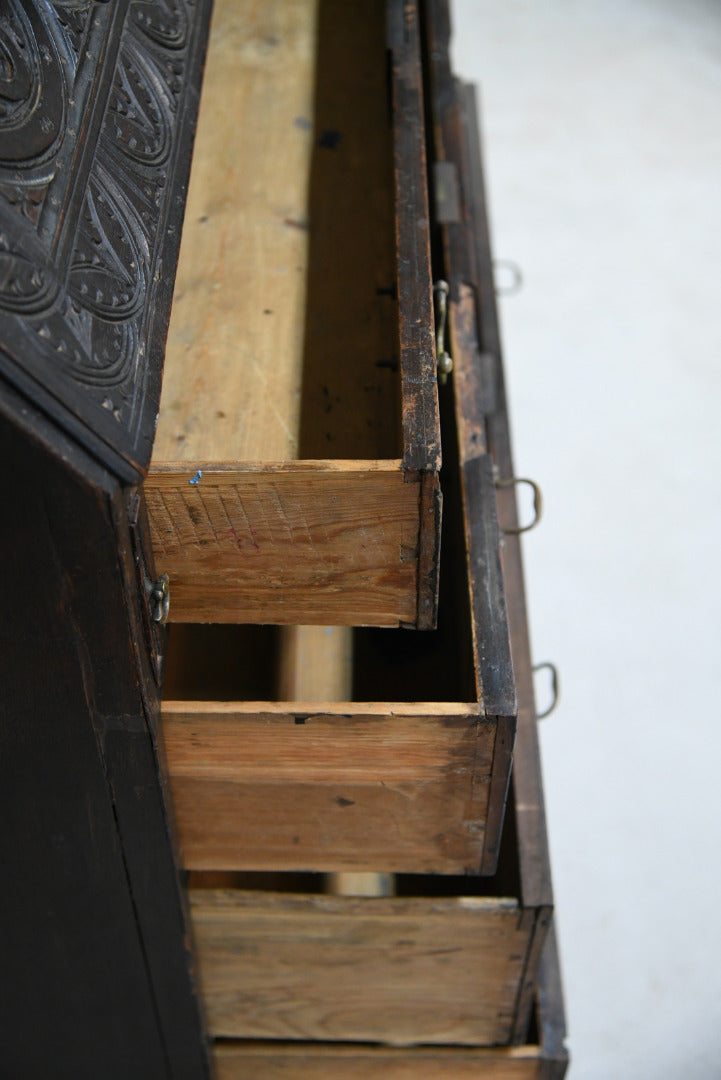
top-left (433, 161), bottom-right (461, 224)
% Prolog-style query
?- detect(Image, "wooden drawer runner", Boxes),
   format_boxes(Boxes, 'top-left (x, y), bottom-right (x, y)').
top-left (146, 0), bottom-right (441, 628)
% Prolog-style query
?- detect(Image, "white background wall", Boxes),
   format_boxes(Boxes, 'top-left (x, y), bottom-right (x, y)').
top-left (451, 2), bottom-right (721, 1077)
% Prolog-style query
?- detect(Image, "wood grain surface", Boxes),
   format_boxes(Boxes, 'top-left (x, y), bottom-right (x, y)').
top-left (213, 1042), bottom-right (545, 1080)
top-left (148, 0), bottom-right (441, 627)
top-left (277, 625), bottom-right (353, 701)
top-left (190, 889), bottom-right (528, 1046)
top-left (163, 701), bottom-right (495, 873)
top-left (277, 623), bottom-right (394, 896)
top-left (154, 0), bottom-right (404, 467)
top-left (388, 0), bottom-right (441, 474)
top-left (456, 82), bottom-right (555, 1042)
top-left (0, 390), bottom-right (210, 1079)
top-left (296, 0), bottom-right (401, 461)
top-left (146, 462), bottom-right (420, 625)
top-left (422, 10), bottom-right (554, 1032)
top-left (154, 0), bottom-right (318, 464)
top-left (210, 919), bottom-right (569, 1078)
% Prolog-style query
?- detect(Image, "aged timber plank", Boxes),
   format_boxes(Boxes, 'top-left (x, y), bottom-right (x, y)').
top-left (155, 0), bottom-right (402, 467)
top-left (190, 890), bottom-right (528, 1046)
top-left (423, 0), bottom-right (517, 876)
top-left (388, 0), bottom-right (441, 475)
top-left (164, 701), bottom-right (494, 873)
top-left (277, 622), bottom-right (393, 896)
top-left (277, 625), bottom-right (353, 701)
top-left (422, 0), bottom-right (557, 1038)
top-left (210, 925), bottom-right (569, 1077)
top-left (457, 80), bottom-right (554, 1042)
top-left (296, 0), bottom-right (401, 462)
top-left (154, 0), bottom-right (319, 465)
top-left (536, 920), bottom-right (570, 1079)
top-left (389, 0), bottom-right (442, 626)
top-left (213, 1043), bottom-right (547, 1080)
top-left (146, 463), bottom-right (421, 625)
top-left (150, 0), bottom-right (440, 629)
top-left (0, 386), bottom-right (210, 1079)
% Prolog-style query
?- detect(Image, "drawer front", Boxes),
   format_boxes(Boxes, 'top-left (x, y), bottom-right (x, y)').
top-left (180, 661), bottom-right (554, 1050)
top-left (190, 889), bottom-right (530, 1046)
top-left (161, 427), bottom-right (515, 877)
top-left (209, 919), bottom-right (569, 1075)
top-left (146, 464), bottom-right (433, 627)
top-left (163, 701), bottom-right (496, 874)
top-left (147, 0), bottom-right (441, 629)
top-left (214, 1046), bottom-right (548, 1080)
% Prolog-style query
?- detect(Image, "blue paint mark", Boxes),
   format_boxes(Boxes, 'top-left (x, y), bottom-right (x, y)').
top-left (189, 470), bottom-right (202, 485)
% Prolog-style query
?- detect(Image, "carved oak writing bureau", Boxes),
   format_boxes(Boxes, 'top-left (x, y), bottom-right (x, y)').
top-left (0, 2), bottom-right (212, 1078)
top-left (0, 0), bottom-right (567, 1077)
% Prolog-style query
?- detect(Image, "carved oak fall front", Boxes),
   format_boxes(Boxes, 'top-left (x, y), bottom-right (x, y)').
top-left (0, 0), bottom-right (210, 481)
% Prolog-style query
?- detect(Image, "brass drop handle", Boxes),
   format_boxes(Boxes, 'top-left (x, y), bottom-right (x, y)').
top-left (433, 279), bottom-right (454, 385)
top-left (149, 573), bottom-right (170, 624)
top-left (533, 662), bottom-right (559, 719)
top-left (495, 477), bottom-right (543, 534)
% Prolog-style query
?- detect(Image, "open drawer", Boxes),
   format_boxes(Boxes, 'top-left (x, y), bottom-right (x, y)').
top-left (155, 0), bottom-right (519, 881)
top-left (178, 690), bottom-right (552, 1050)
top-left (146, 0), bottom-right (441, 628)
top-left (209, 922), bottom-right (568, 1077)
top-left (161, 352), bottom-right (515, 877)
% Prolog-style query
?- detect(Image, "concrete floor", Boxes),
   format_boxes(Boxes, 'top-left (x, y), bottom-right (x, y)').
top-left (451, 2), bottom-right (721, 1077)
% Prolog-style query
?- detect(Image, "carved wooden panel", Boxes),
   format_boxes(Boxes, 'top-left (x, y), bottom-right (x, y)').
top-left (0, 0), bottom-right (212, 481)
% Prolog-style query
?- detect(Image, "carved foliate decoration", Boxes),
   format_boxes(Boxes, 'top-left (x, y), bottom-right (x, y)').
top-left (0, 0), bottom-right (212, 480)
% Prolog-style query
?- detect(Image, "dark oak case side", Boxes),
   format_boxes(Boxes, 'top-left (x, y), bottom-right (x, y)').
top-left (0, 1), bottom-right (214, 1074)
top-left (423, 0), bottom-right (518, 875)
top-left (537, 920), bottom-right (571, 1079)
top-left (0, 384), bottom-right (211, 1078)
top-left (423, 0), bottom-right (561, 1038)
top-left (456, 80), bottom-right (556, 1039)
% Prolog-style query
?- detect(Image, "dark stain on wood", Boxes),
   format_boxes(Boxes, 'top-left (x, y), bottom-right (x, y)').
top-left (389, 0), bottom-right (442, 475)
